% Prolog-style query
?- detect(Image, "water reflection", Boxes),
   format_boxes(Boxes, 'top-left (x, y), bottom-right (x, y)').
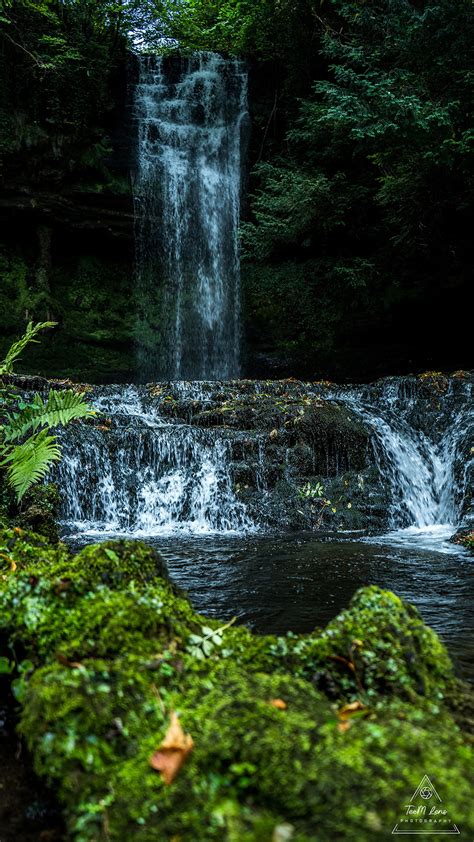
top-left (69, 532), bottom-right (474, 682)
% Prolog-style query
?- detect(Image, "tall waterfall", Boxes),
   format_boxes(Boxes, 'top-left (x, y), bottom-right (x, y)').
top-left (134, 53), bottom-right (249, 381)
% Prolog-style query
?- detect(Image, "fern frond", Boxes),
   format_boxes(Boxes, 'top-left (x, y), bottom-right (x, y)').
top-left (1, 429), bottom-right (61, 501)
top-left (3, 390), bottom-right (95, 443)
top-left (0, 321), bottom-right (57, 375)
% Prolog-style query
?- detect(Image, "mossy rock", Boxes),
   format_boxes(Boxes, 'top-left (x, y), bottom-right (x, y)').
top-left (17, 483), bottom-right (62, 543)
top-left (0, 532), bottom-right (166, 588)
top-left (0, 526), bottom-right (70, 575)
top-left (0, 530), bottom-right (472, 841)
top-left (19, 662), bottom-right (474, 841)
top-left (295, 402), bottom-right (369, 473)
top-left (282, 586), bottom-right (454, 702)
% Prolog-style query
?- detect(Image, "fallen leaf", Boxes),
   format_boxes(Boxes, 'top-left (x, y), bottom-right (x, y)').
top-left (337, 720), bottom-right (352, 733)
top-left (269, 698), bottom-right (287, 710)
top-left (338, 700), bottom-right (366, 721)
top-left (55, 653), bottom-right (84, 669)
top-left (150, 712), bottom-right (194, 785)
top-left (269, 428), bottom-right (278, 440)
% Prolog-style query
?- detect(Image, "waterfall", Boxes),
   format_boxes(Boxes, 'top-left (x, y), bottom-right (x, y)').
top-left (54, 378), bottom-right (472, 541)
top-left (134, 53), bottom-right (249, 381)
top-left (57, 387), bottom-right (252, 536)
top-left (340, 378), bottom-right (474, 539)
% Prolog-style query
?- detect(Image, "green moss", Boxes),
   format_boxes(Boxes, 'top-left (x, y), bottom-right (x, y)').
top-left (0, 526), bottom-right (70, 575)
top-left (67, 540), bottom-right (170, 587)
top-left (16, 483), bottom-right (61, 542)
top-left (281, 586), bottom-right (454, 702)
top-left (0, 530), bottom-right (472, 841)
top-left (19, 662), bottom-right (474, 841)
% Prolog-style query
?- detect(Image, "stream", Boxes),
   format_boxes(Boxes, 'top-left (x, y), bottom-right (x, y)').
top-left (56, 375), bottom-right (473, 681)
top-left (67, 530), bottom-right (473, 682)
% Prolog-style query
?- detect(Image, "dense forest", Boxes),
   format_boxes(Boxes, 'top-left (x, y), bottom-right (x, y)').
top-left (1, 0), bottom-right (472, 380)
top-left (1, 4), bottom-right (474, 842)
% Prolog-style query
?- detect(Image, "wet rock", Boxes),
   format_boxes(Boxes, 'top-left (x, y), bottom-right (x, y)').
top-left (18, 484), bottom-right (61, 543)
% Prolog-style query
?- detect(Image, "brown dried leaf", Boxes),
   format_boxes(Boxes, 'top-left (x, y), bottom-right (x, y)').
top-left (269, 698), bottom-right (287, 710)
top-left (150, 712), bottom-right (194, 785)
top-left (55, 653), bottom-right (83, 669)
top-left (338, 700), bottom-right (366, 721)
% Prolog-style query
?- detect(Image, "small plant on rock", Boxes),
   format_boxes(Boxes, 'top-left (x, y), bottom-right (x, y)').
top-left (298, 480), bottom-right (352, 528)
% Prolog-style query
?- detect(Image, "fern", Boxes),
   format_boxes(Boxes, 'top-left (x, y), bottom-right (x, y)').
top-left (0, 320), bottom-right (57, 375)
top-left (0, 322), bottom-right (95, 503)
top-left (3, 389), bottom-right (95, 443)
top-left (0, 430), bottom-right (62, 501)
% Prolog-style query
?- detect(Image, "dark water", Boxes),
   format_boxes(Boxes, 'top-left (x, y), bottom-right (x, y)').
top-left (69, 530), bottom-right (474, 682)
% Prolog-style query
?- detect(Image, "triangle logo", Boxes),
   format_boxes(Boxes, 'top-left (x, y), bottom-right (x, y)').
top-left (392, 775), bottom-right (460, 835)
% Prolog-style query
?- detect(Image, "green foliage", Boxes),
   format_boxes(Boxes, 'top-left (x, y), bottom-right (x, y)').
top-left (241, 0), bottom-right (473, 366)
top-left (0, 322), bottom-right (95, 500)
top-left (0, 0), bottom-right (130, 182)
top-left (138, 0), bottom-right (315, 59)
top-left (2, 389), bottom-right (96, 443)
top-left (0, 320), bottom-right (56, 375)
top-left (0, 529), bottom-right (472, 840)
top-left (0, 429), bottom-right (61, 501)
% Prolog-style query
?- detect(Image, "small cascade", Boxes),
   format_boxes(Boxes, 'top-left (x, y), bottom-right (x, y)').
top-left (57, 388), bottom-right (251, 536)
top-left (339, 378), bottom-right (474, 539)
top-left (134, 53), bottom-right (249, 381)
top-left (52, 377), bottom-right (473, 541)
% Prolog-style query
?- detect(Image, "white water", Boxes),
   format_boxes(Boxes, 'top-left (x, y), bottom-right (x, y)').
top-left (342, 379), bottom-right (473, 551)
top-left (134, 53), bottom-right (248, 380)
top-left (56, 379), bottom-right (472, 547)
top-left (58, 387), bottom-right (253, 537)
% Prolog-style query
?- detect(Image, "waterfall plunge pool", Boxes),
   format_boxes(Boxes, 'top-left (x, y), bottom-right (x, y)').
top-left (66, 529), bottom-right (474, 683)
top-left (58, 375), bottom-right (473, 681)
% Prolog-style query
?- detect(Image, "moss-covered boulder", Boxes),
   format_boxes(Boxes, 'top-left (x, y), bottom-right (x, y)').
top-left (282, 586), bottom-right (454, 702)
top-left (0, 529), bottom-right (472, 841)
top-left (19, 662), bottom-right (474, 842)
top-left (0, 480), bottom-right (61, 542)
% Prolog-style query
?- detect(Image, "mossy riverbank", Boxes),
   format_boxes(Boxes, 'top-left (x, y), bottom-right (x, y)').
top-left (0, 528), bottom-right (473, 841)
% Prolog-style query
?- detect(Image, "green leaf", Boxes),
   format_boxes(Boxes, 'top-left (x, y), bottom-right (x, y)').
top-left (3, 389), bottom-right (95, 443)
top-left (0, 657), bottom-right (14, 675)
top-left (0, 321), bottom-right (57, 375)
top-left (1, 429), bottom-right (62, 501)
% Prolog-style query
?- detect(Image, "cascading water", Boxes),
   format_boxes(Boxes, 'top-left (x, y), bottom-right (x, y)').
top-left (134, 53), bottom-right (249, 381)
top-left (341, 378), bottom-right (474, 547)
top-left (54, 377), bottom-right (473, 545)
top-left (57, 387), bottom-right (252, 536)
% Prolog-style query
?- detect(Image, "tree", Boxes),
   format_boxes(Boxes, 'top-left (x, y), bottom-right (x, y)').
top-left (241, 0), bottom-right (474, 370)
